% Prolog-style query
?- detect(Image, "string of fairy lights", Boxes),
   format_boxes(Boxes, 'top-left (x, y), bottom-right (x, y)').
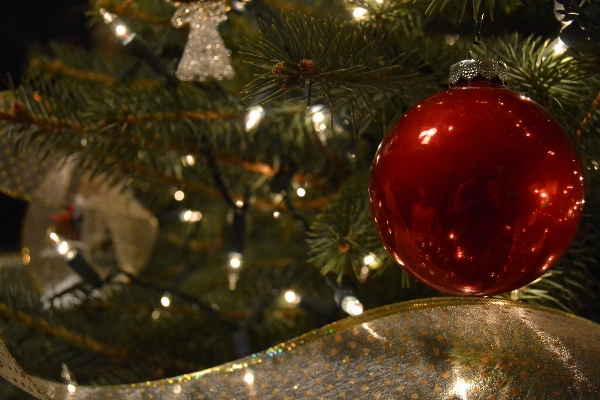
top-left (49, 0), bottom-right (577, 333)
top-left (42, 7), bottom-right (368, 320)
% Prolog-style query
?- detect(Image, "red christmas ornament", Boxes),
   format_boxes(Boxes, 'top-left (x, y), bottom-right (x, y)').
top-left (369, 59), bottom-right (584, 296)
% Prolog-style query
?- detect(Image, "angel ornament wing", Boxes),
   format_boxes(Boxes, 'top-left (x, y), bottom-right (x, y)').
top-left (171, 1), bottom-right (234, 82)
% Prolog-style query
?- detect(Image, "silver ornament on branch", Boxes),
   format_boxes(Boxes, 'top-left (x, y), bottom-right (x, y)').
top-left (170, 0), bottom-right (235, 82)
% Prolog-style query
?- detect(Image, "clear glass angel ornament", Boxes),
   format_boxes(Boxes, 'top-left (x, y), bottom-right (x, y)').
top-left (171, 1), bottom-right (234, 81)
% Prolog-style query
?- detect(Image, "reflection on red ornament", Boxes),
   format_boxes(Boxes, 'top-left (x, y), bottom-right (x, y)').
top-left (369, 80), bottom-right (584, 296)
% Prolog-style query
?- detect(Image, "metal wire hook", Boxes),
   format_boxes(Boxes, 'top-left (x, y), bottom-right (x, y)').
top-left (466, 1), bottom-right (487, 59)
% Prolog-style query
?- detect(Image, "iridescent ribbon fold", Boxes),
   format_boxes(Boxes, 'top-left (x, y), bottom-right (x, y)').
top-left (1, 298), bottom-right (599, 399)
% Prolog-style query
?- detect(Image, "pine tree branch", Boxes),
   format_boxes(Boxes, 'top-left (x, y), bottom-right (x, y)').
top-left (307, 173), bottom-right (392, 280)
top-left (29, 58), bottom-right (161, 89)
top-left (93, 0), bottom-right (173, 26)
top-left (0, 303), bottom-right (129, 361)
top-left (242, 13), bottom-right (431, 110)
top-left (576, 89), bottom-right (600, 137)
top-left (487, 34), bottom-right (590, 131)
top-left (424, 0), bottom-right (527, 20)
top-left (0, 99), bottom-right (340, 204)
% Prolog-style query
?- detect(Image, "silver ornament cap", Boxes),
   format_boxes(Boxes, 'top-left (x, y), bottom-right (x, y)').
top-left (449, 58), bottom-right (508, 87)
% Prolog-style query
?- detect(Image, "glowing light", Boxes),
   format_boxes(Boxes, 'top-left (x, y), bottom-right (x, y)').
top-left (419, 128), bottom-right (437, 144)
top-left (229, 253), bottom-right (242, 269)
top-left (64, 249), bottom-right (77, 261)
top-left (456, 247), bottom-right (464, 259)
top-left (174, 190), bottom-right (185, 201)
top-left (359, 266), bottom-right (370, 282)
top-left (452, 378), bottom-right (472, 399)
top-left (228, 272), bottom-right (238, 290)
top-left (99, 8), bottom-right (116, 24)
top-left (236, 200), bottom-right (244, 208)
top-left (151, 310), bottom-right (160, 320)
top-left (353, 7), bottom-right (367, 18)
top-left (363, 254), bottom-right (375, 266)
top-left (22, 248), bottom-right (30, 266)
top-left (161, 296), bottom-right (171, 307)
top-left (341, 296), bottom-right (364, 316)
top-left (312, 111), bottom-right (325, 123)
top-left (284, 290), bottom-right (301, 305)
top-left (297, 188), bottom-right (306, 197)
top-left (553, 38), bottom-right (567, 55)
top-left (184, 155), bottom-right (196, 166)
top-left (58, 241), bottom-right (70, 255)
top-left (232, 0), bottom-right (247, 11)
top-left (273, 211), bottom-right (281, 219)
top-left (243, 371), bottom-right (255, 385)
top-left (245, 106), bottom-right (264, 131)
top-left (115, 24), bottom-right (127, 37)
top-left (180, 210), bottom-right (202, 222)
top-left (67, 384), bottom-right (76, 394)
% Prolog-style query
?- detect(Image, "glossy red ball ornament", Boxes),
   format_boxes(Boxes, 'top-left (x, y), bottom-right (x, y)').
top-left (369, 72), bottom-right (584, 296)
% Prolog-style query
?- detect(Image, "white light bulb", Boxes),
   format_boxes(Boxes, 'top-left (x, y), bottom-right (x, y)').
top-left (233, 0), bottom-right (247, 11)
top-left (341, 296), bottom-right (364, 316)
top-left (229, 253), bottom-right (242, 269)
top-left (312, 111), bottom-right (325, 123)
top-left (184, 155), bottom-right (196, 166)
top-left (180, 210), bottom-right (202, 222)
top-left (363, 254), bottom-right (375, 266)
top-left (115, 24), bottom-right (127, 37)
top-left (161, 296), bottom-right (171, 307)
top-left (553, 38), bottom-right (567, 55)
top-left (284, 290), bottom-right (301, 305)
top-left (58, 241), bottom-right (70, 255)
top-left (296, 188), bottom-right (306, 197)
top-left (99, 8), bottom-right (116, 24)
top-left (353, 7), bottom-right (367, 18)
top-left (67, 384), bottom-right (76, 394)
top-left (174, 190), bottom-right (185, 201)
top-left (243, 371), bottom-right (255, 384)
top-left (245, 106), bottom-right (264, 131)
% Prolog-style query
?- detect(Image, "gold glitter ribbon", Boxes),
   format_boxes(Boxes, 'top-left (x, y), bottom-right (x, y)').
top-left (1, 297), bottom-right (599, 399)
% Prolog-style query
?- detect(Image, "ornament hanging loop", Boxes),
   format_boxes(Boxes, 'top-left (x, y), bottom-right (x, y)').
top-left (466, 1), bottom-right (487, 59)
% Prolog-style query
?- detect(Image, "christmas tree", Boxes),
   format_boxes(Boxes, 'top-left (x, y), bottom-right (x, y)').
top-left (0, 0), bottom-right (599, 398)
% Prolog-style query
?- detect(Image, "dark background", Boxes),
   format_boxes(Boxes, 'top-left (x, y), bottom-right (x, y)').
top-left (0, 1), bottom-right (89, 253)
